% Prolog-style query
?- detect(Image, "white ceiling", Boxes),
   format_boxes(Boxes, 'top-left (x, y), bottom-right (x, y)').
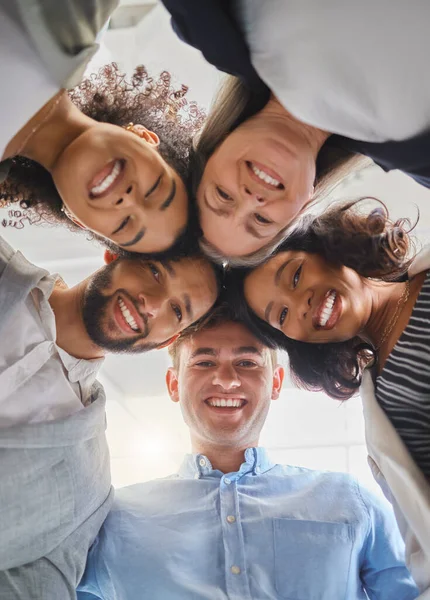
top-left (2, 3), bottom-right (430, 489)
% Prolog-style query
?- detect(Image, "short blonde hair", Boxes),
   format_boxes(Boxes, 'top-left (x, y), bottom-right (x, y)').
top-left (168, 304), bottom-right (277, 370)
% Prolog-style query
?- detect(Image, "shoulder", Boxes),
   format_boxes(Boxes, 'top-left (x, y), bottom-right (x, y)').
top-left (275, 464), bottom-right (370, 505)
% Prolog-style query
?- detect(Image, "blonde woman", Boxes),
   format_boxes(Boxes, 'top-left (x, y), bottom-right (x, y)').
top-left (163, 1), bottom-right (430, 266)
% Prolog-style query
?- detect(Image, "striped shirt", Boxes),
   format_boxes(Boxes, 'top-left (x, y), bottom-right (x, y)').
top-left (376, 270), bottom-right (430, 479)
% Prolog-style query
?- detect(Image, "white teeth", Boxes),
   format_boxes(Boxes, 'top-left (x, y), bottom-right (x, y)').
top-left (207, 398), bottom-right (243, 408)
top-left (318, 291), bottom-right (336, 327)
top-left (91, 160), bottom-right (122, 195)
top-left (118, 298), bottom-right (139, 332)
top-left (251, 164), bottom-right (281, 187)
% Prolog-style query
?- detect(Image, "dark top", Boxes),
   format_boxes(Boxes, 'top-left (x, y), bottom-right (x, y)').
top-left (376, 270), bottom-right (430, 479)
top-left (161, 0), bottom-right (430, 189)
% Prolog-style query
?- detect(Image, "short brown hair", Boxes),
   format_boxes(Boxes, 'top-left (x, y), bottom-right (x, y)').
top-left (168, 303), bottom-right (277, 370)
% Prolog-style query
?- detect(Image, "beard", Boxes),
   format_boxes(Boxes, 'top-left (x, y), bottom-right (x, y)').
top-left (82, 263), bottom-right (157, 354)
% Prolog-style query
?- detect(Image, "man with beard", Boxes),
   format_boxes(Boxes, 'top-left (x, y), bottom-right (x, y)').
top-left (0, 234), bottom-right (218, 599)
top-left (78, 306), bottom-right (418, 600)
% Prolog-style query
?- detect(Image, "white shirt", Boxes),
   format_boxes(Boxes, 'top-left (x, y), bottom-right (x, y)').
top-left (360, 246), bottom-right (430, 597)
top-left (236, 0), bottom-right (430, 142)
top-left (0, 244), bottom-right (104, 427)
top-left (0, 4), bottom-right (58, 159)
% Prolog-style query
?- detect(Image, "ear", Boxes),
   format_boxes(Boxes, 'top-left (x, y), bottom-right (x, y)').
top-left (62, 205), bottom-right (86, 230)
top-left (130, 124), bottom-right (160, 148)
top-left (104, 249), bottom-right (118, 264)
top-left (271, 365), bottom-right (285, 401)
top-left (157, 334), bottom-right (180, 350)
top-left (166, 367), bottom-right (180, 403)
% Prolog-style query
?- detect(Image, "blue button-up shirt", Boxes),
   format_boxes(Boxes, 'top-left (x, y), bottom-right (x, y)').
top-left (78, 448), bottom-right (418, 600)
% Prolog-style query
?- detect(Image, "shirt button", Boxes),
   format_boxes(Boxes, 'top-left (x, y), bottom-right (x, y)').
top-left (224, 477), bottom-right (231, 485)
top-left (226, 515), bottom-right (236, 524)
top-left (199, 458), bottom-right (206, 467)
top-left (231, 565), bottom-right (241, 575)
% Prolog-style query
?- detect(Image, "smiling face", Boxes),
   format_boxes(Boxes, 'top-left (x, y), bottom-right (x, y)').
top-left (51, 123), bottom-right (188, 253)
top-left (244, 251), bottom-right (372, 343)
top-left (166, 322), bottom-right (283, 448)
top-left (197, 106), bottom-right (316, 257)
top-left (81, 255), bottom-right (218, 353)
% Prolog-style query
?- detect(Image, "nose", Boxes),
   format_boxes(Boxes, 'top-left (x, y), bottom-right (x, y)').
top-left (241, 184), bottom-right (266, 205)
top-left (138, 292), bottom-right (162, 319)
top-left (212, 364), bottom-right (241, 390)
top-left (293, 289), bottom-right (313, 321)
top-left (112, 184), bottom-right (135, 208)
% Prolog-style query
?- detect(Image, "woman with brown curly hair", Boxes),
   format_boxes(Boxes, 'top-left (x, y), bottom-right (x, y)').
top-left (235, 200), bottom-right (430, 591)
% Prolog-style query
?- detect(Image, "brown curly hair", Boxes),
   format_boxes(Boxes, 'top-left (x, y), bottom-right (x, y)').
top-left (0, 63), bottom-right (206, 256)
top-left (231, 198), bottom-right (416, 400)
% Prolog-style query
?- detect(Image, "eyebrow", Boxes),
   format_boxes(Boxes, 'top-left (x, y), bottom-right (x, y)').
top-left (275, 258), bottom-right (293, 286)
top-left (120, 228), bottom-right (146, 248)
top-left (190, 347), bottom-right (218, 359)
top-left (264, 301), bottom-right (274, 323)
top-left (263, 258), bottom-right (294, 323)
top-left (233, 346), bottom-right (262, 356)
top-left (244, 222), bottom-right (267, 240)
top-left (162, 261), bottom-right (176, 277)
top-left (204, 193), bottom-right (230, 218)
top-left (145, 173), bottom-right (163, 198)
top-left (160, 178), bottom-right (176, 211)
top-left (183, 293), bottom-right (193, 320)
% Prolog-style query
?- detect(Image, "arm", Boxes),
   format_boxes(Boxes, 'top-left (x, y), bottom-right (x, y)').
top-left (357, 482), bottom-right (419, 599)
top-left (77, 537), bottom-right (106, 600)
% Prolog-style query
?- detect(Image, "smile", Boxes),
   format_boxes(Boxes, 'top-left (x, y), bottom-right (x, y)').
top-left (89, 159), bottom-right (125, 198)
top-left (205, 397), bottom-right (247, 409)
top-left (313, 290), bottom-right (342, 330)
top-left (113, 294), bottom-right (144, 335)
top-left (246, 161), bottom-right (284, 190)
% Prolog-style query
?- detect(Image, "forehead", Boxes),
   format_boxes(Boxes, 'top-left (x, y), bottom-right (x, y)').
top-left (184, 322), bottom-right (265, 356)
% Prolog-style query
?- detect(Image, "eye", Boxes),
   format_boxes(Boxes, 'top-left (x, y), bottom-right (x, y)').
top-left (255, 213), bottom-right (272, 224)
top-left (171, 303), bottom-right (182, 322)
top-left (195, 361), bottom-right (215, 367)
top-left (149, 263), bottom-right (160, 281)
top-left (216, 186), bottom-right (233, 201)
top-left (237, 360), bottom-right (257, 367)
top-left (114, 215), bottom-right (130, 235)
top-left (279, 307), bottom-right (288, 327)
top-left (293, 265), bottom-right (302, 288)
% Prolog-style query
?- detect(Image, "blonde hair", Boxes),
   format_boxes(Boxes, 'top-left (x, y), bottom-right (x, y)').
top-left (168, 303), bottom-right (277, 370)
top-left (191, 75), bottom-right (371, 267)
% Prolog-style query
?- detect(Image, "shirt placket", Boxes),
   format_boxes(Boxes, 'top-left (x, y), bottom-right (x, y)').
top-left (219, 474), bottom-right (253, 600)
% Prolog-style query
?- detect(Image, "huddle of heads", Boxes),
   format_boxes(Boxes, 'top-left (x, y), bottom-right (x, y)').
top-left (1, 65), bottom-right (410, 385)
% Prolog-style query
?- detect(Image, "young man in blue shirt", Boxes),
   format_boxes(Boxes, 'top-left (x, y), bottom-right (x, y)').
top-left (78, 306), bottom-right (418, 599)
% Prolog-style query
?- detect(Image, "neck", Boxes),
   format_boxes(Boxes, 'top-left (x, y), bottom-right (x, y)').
top-left (3, 92), bottom-right (94, 169)
top-left (190, 437), bottom-right (259, 474)
top-left (49, 279), bottom-right (105, 360)
top-left (264, 95), bottom-right (331, 157)
top-left (361, 279), bottom-right (408, 348)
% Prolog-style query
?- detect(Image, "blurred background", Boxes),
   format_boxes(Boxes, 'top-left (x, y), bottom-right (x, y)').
top-left (2, 0), bottom-right (430, 496)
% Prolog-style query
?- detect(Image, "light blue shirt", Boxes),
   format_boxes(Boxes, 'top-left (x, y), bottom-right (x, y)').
top-left (78, 448), bottom-right (418, 600)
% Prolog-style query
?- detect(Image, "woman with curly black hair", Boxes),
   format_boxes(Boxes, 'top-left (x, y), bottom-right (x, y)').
top-left (1, 61), bottom-right (205, 255)
top-left (235, 199), bottom-right (430, 591)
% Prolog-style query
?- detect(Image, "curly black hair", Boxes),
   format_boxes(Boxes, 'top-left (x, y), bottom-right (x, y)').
top-left (229, 198), bottom-right (416, 400)
top-left (0, 63), bottom-right (206, 258)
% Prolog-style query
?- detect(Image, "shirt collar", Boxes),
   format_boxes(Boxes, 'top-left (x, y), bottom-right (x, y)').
top-left (178, 447), bottom-right (275, 480)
